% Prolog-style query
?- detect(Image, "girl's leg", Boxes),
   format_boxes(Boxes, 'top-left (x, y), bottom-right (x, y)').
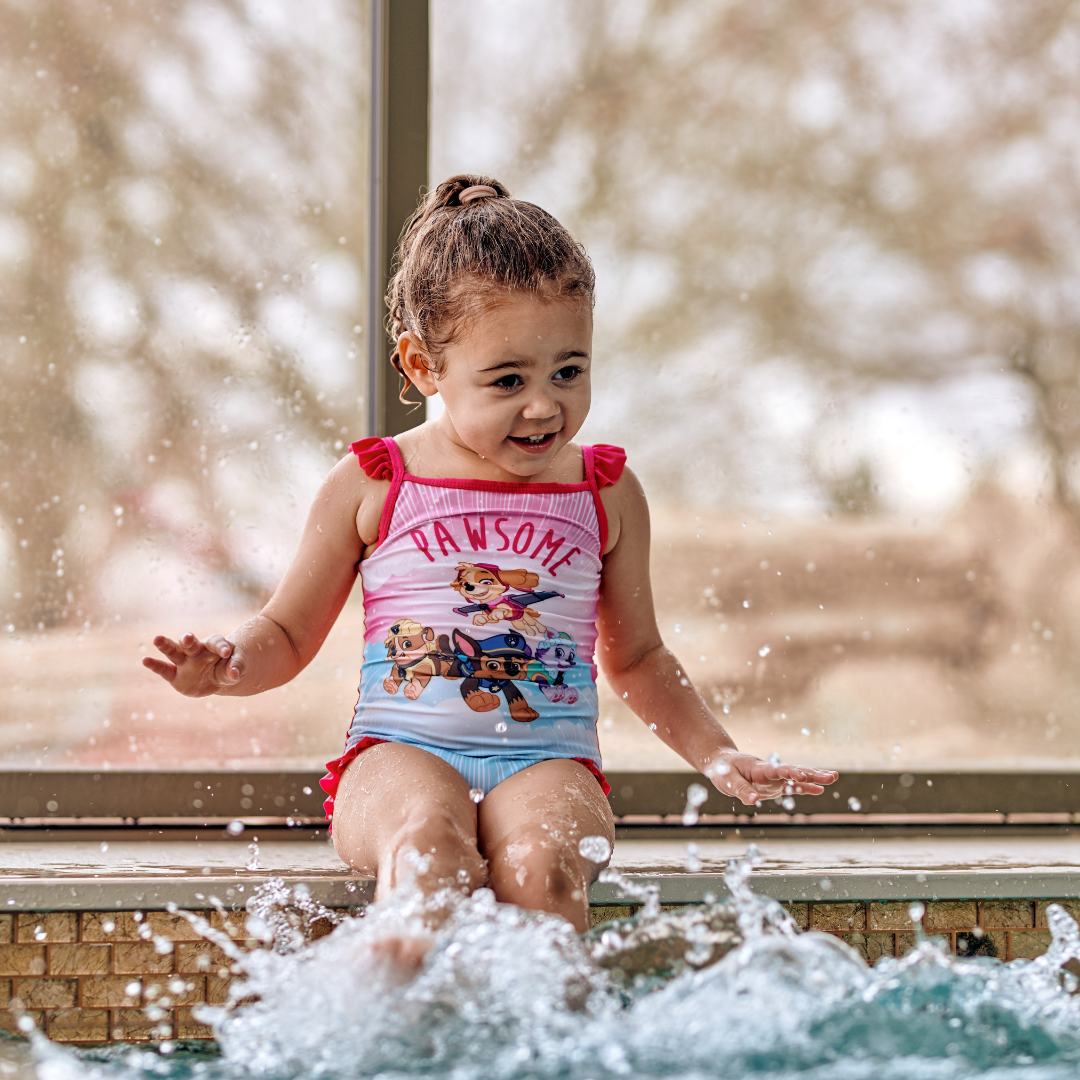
top-left (332, 742), bottom-right (487, 901)
top-left (477, 758), bottom-right (614, 932)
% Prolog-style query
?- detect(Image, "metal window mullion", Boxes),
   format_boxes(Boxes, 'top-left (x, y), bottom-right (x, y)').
top-left (366, 0), bottom-right (429, 439)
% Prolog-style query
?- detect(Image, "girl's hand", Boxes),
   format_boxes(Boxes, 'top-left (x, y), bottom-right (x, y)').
top-left (705, 750), bottom-right (838, 806)
top-left (143, 632), bottom-right (245, 697)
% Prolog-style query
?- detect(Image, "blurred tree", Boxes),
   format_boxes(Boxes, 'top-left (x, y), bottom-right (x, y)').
top-left (0, 0), bottom-right (368, 631)
top-left (435, 0), bottom-right (1080, 515)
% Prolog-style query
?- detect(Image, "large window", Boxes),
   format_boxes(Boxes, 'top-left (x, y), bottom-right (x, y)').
top-left (432, 0), bottom-right (1080, 773)
top-left (6, 0), bottom-right (1078, 779)
top-left (0, 1), bottom-right (369, 767)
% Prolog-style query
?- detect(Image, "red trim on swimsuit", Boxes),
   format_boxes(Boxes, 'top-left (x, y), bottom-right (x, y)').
top-left (351, 437), bottom-right (406, 548)
top-left (320, 736), bottom-right (387, 826)
top-left (582, 444), bottom-right (627, 554)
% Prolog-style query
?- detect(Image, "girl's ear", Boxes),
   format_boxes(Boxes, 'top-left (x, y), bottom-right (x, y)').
top-left (397, 332), bottom-right (439, 397)
top-left (452, 628), bottom-right (480, 657)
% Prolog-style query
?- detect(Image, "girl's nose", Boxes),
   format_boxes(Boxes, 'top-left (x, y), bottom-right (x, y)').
top-left (520, 392), bottom-right (558, 421)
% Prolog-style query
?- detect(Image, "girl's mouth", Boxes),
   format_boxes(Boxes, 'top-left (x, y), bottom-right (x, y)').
top-left (509, 432), bottom-right (557, 454)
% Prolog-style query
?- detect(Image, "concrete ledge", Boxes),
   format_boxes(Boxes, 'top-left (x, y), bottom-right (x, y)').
top-left (1, 834), bottom-right (1077, 909)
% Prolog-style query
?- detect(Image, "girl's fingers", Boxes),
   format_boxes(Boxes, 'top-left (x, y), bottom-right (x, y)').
top-left (204, 634), bottom-right (233, 658)
top-left (142, 656), bottom-right (177, 682)
top-left (152, 635), bottom-right (187, 663)
top-left (221, 656), bottom-right (245, 683)
top-left (710, 768), bottom-right (759, 806)
top-left (179, 633), bottom-right (204, 656)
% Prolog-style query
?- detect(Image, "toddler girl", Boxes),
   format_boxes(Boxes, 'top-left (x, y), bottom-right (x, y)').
top-left (145, 175), bottom-right (837, 937)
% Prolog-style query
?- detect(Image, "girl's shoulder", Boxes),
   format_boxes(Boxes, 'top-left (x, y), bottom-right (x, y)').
top-left (312, 438), bottom-right (395, 554)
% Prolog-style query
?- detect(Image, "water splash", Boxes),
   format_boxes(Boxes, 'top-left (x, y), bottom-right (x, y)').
top-left (25, 859), bottom-right (1080, 1080)
top-left (681, 782), bottom-right (709, 826)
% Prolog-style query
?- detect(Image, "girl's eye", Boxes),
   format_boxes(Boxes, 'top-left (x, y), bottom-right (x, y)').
top-left (553, 365), bottom-right (582, 382)
top-left (492, 374), bottom-right (523, 389)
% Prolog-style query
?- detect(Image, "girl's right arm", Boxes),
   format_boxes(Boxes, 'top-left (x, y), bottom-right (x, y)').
top-left (142, 454), bottom-right (386, 697)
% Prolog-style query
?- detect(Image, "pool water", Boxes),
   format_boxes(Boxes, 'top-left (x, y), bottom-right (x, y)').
top-left (20, 851), bottom-right (1080, 1080)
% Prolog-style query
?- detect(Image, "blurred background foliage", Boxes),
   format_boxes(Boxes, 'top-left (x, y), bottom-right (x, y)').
top-left (0, 0), bottom-right (367, 633)
top-left (3, 0), bottom-right (1080, 770)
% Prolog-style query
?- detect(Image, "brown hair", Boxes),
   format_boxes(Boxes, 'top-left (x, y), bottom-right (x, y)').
top-left (386, 174), bottom-right (594, 390)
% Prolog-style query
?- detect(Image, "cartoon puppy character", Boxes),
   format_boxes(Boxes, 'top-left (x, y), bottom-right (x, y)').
top-left (382, 618), bottom-right (452, 700)
top-left (526, 630), bottom-right (580, 704)
top-left (446, 628), bottom-right (539, 723)
top-left (450, 562), bottom-right (562, 636)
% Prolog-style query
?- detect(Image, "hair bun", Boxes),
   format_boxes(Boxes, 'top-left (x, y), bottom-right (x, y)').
top-left (458, 184), bottom-right (499, 205)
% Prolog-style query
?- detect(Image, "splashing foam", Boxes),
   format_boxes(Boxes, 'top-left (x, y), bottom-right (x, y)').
top-left (23, 851), bottom-right (1080, 1080)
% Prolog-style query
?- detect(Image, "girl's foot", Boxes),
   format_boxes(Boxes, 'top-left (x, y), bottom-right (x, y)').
top-left (369, 934), bottom-right (432, 985)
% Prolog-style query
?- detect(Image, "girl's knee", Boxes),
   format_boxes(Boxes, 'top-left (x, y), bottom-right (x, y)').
top-left (385, 808), bottom-right (486, 891)
top-left (490, 837), bottom-right (588, 907)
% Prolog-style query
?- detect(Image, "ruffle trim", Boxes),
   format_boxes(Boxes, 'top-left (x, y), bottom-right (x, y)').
top-left (350, 437), bottom-right (394, 481)
top-left (590, 444), bottom-right (627, 489)
top-left (320, 736), bottom-right (387, 828)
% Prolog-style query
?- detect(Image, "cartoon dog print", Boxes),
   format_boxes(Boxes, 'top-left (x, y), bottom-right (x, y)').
top-left (382, 618), bottom-right (455, 700)
top-left (446, 627), bottom-right (539, 723)
top-left (450, 562), bottom-right (562, 636)
top-left (526, 630), bottom-right (580, 704)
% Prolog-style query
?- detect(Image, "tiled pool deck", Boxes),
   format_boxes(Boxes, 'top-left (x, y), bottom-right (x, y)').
top-left (1, 833), bottom-right (1078, 1042)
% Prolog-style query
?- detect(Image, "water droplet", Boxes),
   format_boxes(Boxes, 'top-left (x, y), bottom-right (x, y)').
top-left (494, 721), bottom-right (507, 733)
top-left (102, 920), bottom-right (115, 934)
top-left (99, 841), bottom-right (109, 853)
top-left (847, 797), bottom-right (862, 812)
top-left (908, 901), bottom-right (925, 924)
top-left (758, 645), bottom-right (770, 657)
top-left (685, 842), bottom-right (702, 872)
top-left (302, 786), bottom-right (312, 795)
top-left (801, 727), bottom-right (811, 736)
top-left (33, 926), bottom-right (46, 941)
top-left (227, 820), bottom-right (245, 836)
top-left (578, 835), bottom-right (612, 863)
top-left (781, 796), bottom-right (796, 811)
top-left (125, 981), bottom-right (141, 997)
top-left (768, 752), bottom-right (781, 767)
top-left (469, 788), bottom-right (484, 804)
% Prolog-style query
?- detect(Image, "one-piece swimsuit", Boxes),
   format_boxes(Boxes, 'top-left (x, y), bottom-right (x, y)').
top-left (319, 436), bottom-right (626, 824)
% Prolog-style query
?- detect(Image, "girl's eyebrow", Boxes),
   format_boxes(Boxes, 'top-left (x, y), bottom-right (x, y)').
top-left (478, 350), bottom-right (590, 373)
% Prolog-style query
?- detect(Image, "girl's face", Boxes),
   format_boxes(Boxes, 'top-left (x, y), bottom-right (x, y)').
top-left (404, 293), bottom-right (592, 479)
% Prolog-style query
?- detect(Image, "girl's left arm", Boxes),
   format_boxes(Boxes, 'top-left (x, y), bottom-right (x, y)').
top-left (595, 467), bottom-right (837, 806)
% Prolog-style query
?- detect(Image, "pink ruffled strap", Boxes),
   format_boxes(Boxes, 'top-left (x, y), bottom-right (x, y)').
top-left (350, 437), bottom-right (395, 481)
top-left (589, 444), bottom-right (627, 489)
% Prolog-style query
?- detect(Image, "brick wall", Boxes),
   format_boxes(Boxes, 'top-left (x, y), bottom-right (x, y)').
top-left (1, 900), bottom-right (1071, 1044)
top-left (0, 910), bottom-right (256, 1044)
